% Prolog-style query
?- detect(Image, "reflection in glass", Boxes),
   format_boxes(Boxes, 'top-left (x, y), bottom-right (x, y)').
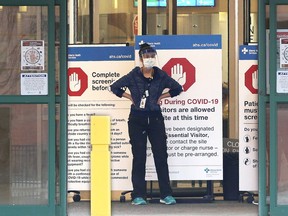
top-left (266, 104), bottom-right (270, 202)
top-left (98, 0), bottom-right (136, 44)
top-left (0, 104), bottom-right (48, 205)
top-left (277, 5), bottom-right (288, 29)
top-left (0, 6), bottom-right (48, 95)
top-left (55, 6), bottom-right (61, 95)
top-left (277, 104), bottom-right (288, 205)
top-left (56, 104), bottom-right (60, 204)
top-left (276, 5), bottom-right (288, 94)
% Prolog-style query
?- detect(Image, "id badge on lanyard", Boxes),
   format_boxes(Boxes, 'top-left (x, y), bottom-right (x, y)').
top-left (140, 90), bottom-right (149, 109)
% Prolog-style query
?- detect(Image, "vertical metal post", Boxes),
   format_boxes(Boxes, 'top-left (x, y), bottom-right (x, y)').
top-left (243, 0), bottom-right (251, 44)
top-left (89, 0), bottom-right (93, 43)
top-left (258, 0), bottom-right (268, 215)
top-left (167, 0), bottom-right (177, 35)
top-left (142, 0), bottom-right (147, 35)
top-left (58, 0), bottom-right (68, 215)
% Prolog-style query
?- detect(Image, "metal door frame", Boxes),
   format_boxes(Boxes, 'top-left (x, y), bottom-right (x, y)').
top-left (0, 0), bottom-right (67, 216)
top-left (259, 0), bottom-right (288, 215)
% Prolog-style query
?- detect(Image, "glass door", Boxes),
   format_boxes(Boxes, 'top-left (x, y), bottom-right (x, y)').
top-left (269, 2), bottom-right (288, 215)
top-left (0, 1), bottom-right (67, 216)
top-left (259, 1), bottom-right (288, 215)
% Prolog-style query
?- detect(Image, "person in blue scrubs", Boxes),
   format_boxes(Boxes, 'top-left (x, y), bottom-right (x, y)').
top-left (110, 42), bottom-right (183, 205)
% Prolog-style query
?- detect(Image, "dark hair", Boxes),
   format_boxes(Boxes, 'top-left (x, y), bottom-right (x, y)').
top-left (138, 42), bottom-right (156, 57)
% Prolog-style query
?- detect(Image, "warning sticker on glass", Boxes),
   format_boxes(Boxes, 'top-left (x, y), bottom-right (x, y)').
top-left (280, 38), bottom-right (288, 68)
top-left (21, 40), bottom-right (45, 71)
top-left (20, 73), bottom-right (48, 95)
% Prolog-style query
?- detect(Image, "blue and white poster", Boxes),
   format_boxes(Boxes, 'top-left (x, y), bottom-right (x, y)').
top-left (67, 45), bottom-right (134, 191)
top-left (238, 45), bottom-right (258, 191)
top-left (67, 35), bottom-right (223, 193)
top-left (136, 35), bottom-right (223, 180)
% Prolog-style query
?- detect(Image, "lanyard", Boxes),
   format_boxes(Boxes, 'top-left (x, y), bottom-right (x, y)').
top-left (140, 78), bottom-right (152, 109)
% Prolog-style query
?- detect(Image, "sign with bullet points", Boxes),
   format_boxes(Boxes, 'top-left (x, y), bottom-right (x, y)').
top-left (239, 45), bottom-right (259, 191)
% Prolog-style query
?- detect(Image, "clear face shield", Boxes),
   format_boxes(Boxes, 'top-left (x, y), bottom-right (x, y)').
top-left (140, 49), bottom-right (157, 69)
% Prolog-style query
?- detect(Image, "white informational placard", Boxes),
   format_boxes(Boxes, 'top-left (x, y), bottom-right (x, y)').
top-left (20, 73), bottom-right (48, 95)
top-left (277, 71), bottom-right (288, 93)
top-left (135, 35), bottom-right (223, 180)
top-left (266, 30), bottom-right (288, 93)
top-left (238, 45), bottom-right (258, 191)
top-left (21, 40), bottom-right (45, 71)
top-left (67, 45), bottom-right (134, 191)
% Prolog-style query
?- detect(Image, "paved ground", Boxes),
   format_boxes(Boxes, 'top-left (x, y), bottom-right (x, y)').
top-left (68, 200), bottom-right (258, 216)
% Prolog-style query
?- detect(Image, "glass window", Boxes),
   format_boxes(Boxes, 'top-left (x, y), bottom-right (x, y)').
top-left (276, 5), bottom-right (288, 206)
top-left (0, 6), bottom-right (48, 95)
top-left (276, 5), bottom-right (288, 78)
top-left (0, 104), bottom-right (48, 205)
top-left (277, 103), bottom-right (288, 205)
top-left (71, 0), bottom-right (138, 44)
top-left (176, 2), bottom-right (228, 82)
top-left (146, 6), bottom-right (166, 35)
top-left (56, 104), bottom-right (60, 204)
top-left (249, 0), bottom-right (258, 43)
top-left (98, 0), bottom-right (136, 44)
top-left (76, 0), bottom-right (91, 43)
top-left (55, 6), bottom-right (61, 95)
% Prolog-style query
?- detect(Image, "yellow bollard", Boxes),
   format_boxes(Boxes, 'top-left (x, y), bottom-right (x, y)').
top-left (90, 116), bottom-right (111, 216)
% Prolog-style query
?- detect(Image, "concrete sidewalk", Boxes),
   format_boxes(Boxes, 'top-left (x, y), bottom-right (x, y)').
top-left (68, 200), bottom-right (258, 216)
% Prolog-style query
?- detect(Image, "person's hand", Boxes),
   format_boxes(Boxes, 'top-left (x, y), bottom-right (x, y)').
top-left (69, 72), bottom-right (81, 92)
top-left (252, 70), bottom-right (258, 90)
top-left (157, 92), bottom-right (170, 105)
top-left (122, 92), bottom-right (134, 105)
top-left (171, 63), bottom-right (186, 86)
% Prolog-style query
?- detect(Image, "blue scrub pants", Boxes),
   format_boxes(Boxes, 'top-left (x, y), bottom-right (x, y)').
top-left (128, 113), bottom-right (173, 200)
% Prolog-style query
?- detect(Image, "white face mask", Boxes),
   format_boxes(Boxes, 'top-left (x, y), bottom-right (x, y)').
top-left (143, 57), bottom-right (156, 69)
